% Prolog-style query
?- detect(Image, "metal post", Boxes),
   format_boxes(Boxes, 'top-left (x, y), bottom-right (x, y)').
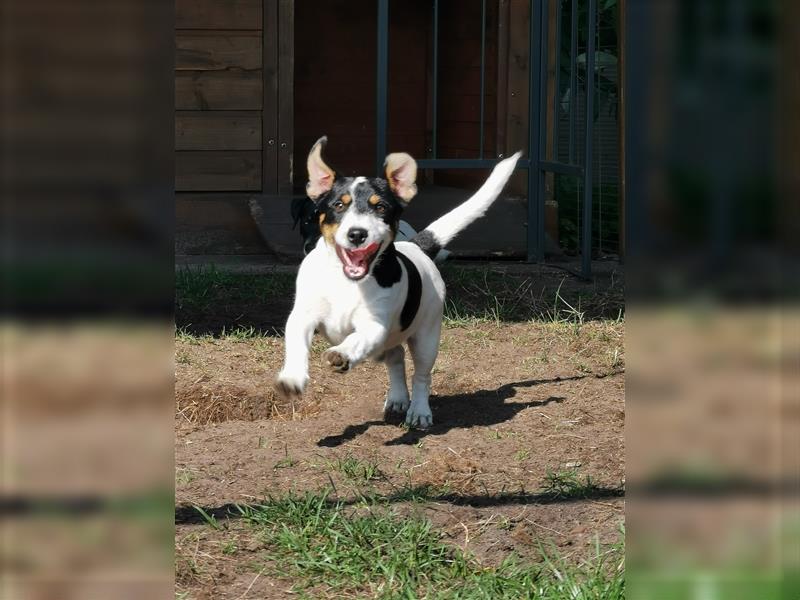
top-left (582, 0), bottom-right (596, 278)
top-left (527, 0), bottom-right (544, 262)
top-left (376, 0), bottom-right (389, 175)
top-left (553, 0), bottom-right (562, 160)
top-left (431, 0), bottom-right (439, 158)
top-left (479, 0), bottom-right (486, 158)
top-left (568, 0), bottom-right (577, 164)
top-left (537, 0), bottom-right (549, 262)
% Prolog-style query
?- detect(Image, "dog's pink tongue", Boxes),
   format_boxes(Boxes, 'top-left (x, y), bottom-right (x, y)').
top-left (341, 243), bottom-right (378, 279)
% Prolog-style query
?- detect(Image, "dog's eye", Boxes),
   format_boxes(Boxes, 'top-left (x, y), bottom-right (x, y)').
top-left (332, 200), bottom-right (346, 213)
top-left (374, 203), bottom-right (387, 215)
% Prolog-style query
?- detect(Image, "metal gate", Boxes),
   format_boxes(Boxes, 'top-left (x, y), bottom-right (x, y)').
top-left (374, 0), bottom-right (599, 278)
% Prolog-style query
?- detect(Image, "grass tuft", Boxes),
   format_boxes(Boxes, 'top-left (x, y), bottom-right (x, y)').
top-left (328, 454), bottom-right (384, 483)
top-left (541, 469), bottom-right (605, 500)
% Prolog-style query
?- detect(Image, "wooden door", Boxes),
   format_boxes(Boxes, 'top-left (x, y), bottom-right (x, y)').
top-left (175, 0), bottom-right (293, 255)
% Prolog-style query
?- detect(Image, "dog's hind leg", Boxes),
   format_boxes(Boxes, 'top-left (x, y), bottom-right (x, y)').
top-left (382, 345), bottom-right (410, 419)
top-left (405, 324), bottom-right (441, 429)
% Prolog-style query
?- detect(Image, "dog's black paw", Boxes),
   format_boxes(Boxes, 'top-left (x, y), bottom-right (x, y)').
top-left (323, 349), bottom-right (350, 373)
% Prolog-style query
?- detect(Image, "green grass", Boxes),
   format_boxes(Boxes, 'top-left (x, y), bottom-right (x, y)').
top-left (175, 264), bottom-right (624, 336)
top-left (328, 454), bottom-right (383, 483)
top-left (541, 469), bottom-right (605, 500)
top-left (233, 491), bottom-right (624, 599)
top-left (175, 324), bottom-right (275, 343)
top-left (193, 505), bottom-right (221, 530)
top-left (439, 267), bottom-right (623, 328)
top-left (175, 266), bottom-right (295, 313)
top-left (220, 540), bottom-right (238, 555)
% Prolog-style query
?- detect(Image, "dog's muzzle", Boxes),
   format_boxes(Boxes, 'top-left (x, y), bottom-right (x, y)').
top-left (335, 242), bottom-right (380, 280)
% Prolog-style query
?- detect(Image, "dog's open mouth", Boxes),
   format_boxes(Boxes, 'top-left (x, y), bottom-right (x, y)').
top-left (335, 242), bottom-right (380, 280)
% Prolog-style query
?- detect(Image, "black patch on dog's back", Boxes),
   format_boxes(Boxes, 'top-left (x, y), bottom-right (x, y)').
top-left (397, 251), bottom-right (421, 331)
top-left (411, 229), bottom-right (442, 260)
top-left (372, 245), bottom-right (421, 331)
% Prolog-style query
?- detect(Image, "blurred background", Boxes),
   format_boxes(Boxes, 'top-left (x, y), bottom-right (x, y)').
top-left (2, 0), bottom-right (174, 598)
top-left (625, 0), bottom-right (796, 598)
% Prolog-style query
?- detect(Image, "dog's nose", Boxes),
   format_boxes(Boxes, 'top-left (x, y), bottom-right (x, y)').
top-left (347, 227), bottom-right (368, 246)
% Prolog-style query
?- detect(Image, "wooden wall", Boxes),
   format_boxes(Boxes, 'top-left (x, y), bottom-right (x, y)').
top-left (175, 0), bottom-right (273, 254)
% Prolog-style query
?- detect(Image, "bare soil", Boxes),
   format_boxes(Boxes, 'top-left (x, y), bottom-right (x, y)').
top-left (175, 301), bottom-right (624, 598)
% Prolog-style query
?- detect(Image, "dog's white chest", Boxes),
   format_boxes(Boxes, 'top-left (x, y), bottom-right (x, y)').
top-left (319, 307), bottom-right (356, 345)
top-left (314, 277), bottom-right (363, 345)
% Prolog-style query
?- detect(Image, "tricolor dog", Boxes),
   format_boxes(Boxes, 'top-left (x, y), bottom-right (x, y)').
top-left (275, 137), bottom-right (520, 428)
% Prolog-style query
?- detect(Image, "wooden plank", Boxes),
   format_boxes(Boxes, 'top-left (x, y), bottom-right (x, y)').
top-left (277, 0), bottom-right (294, 195)
top-left (175, 0), bottom-right (262, 30)
top-left (175, 70), bottom-right (262, 110)
top-left (175, 111), bottom-right (261, 150)
top-left (176, 31), bottom-right (261, 70)
top-left (175, 151), bottom-right (261, 191)
top-left (262, 0), bottom-right (279, 194)
top-left (176, 193), bottom-right (269, 255)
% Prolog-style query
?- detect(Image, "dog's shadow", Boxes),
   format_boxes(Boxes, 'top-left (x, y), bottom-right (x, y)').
top-left (317, 375), bottom-right (589, 447)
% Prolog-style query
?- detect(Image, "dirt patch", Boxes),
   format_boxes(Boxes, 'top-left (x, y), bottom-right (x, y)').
top-left (176, 318), bottom-right (624, 598)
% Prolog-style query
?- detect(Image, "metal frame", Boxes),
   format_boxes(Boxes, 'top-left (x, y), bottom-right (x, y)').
top-left (375, 0), bottom-right (598, 278)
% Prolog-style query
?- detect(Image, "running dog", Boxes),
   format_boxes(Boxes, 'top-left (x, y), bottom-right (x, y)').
top-left (275, 136), bottom-right (520, 428)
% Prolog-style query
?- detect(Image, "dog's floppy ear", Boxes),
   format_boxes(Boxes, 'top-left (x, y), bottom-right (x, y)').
top-left (306, 136), bottom-right (335, 200)
top-left (384, 152), bottom-right (417, 203)
top-left (290, 197), bottom-right (310, 229)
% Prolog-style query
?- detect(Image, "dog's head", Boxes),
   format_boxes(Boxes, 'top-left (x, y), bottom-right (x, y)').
top-left (305, 136), bottom-right (417, 281)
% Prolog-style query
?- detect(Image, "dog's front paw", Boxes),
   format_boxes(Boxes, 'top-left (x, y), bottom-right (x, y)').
top-left (322, 348), bottom-right (350, 373)
top-left (274, 371), bottom-right (307, 397)
top-left (405, 405), bottom-right (433, 429)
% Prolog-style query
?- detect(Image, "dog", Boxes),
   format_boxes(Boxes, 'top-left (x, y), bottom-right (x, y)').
top-left (292, 197), bottom-right (451, 263)
top-left (275, 136), bottom-right (520, 428)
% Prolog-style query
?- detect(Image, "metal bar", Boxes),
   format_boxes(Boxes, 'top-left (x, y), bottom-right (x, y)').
top-left (527, 0), bottom-right (544, 262)
top-left (582, 0), bottom-right (596, 278)
top-left (479, 0), bottom-right (486, 158)
top-left (536, 0), bottom-right (549, 261)
top-left (568, 0), bottom-right (577, 163)
top-left (539, 160), bottom-right (584, 177)
top-left (432, 0), bottom-right (439, 158)
top-left (616, 0), bottom-right (626, 261)
top-left (553, 0), bottom-right (562, 160)
top-left (376, 0), bottom-right (389, 175)
top-left (417, 157), bottom-right (530, 169)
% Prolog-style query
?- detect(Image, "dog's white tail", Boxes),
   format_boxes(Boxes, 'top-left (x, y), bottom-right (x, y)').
top-left (411, 151), bottom-right (522, 258)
